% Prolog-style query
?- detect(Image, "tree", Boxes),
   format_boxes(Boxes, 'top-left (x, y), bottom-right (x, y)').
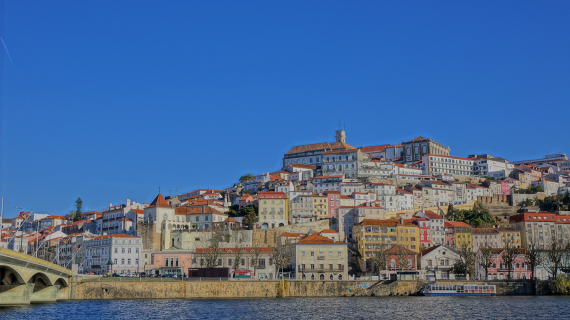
top-left (196, 230), bottom-right (224, 268)
top-left (220, 191), bottom-right (227, 198)
top-left (239, 174), bottom-right (254, 183)
top-left (369, 243), bottom-right (390, 277)
top-left (242, 210), bottom-right (258, 230)
top-left (72, 197), bottom-right (83, 221)
top-left (396, 246), bottom-right (410, 271)
top-left (478, 241), bottom-right (494, 280)
top-left (452, 244), bottom-right (476, 278)
top-left (563, 191), bottom-right (570, 206)
top-left (243, 189), bottom-right (251, 195)
top-left (501, 239), bottom-right (517, 280)
top-left (525, 237), bottom-right (543, 280)
top-left (272, 240), bottom-right (294, 279)
top-left (231, 241), bottom-right (245, 271)
top-left (546, 237), bottom-right (565, 279)
top-left (250, 238), bottom-right (264, 278)
top-left (534, 185), bottom-right (543, 193)
top-left (446, 204), bottom-right (455, 221)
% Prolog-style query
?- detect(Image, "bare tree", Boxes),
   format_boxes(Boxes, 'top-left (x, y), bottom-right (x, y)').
top-left (525, 237), bottom-right (543, 280)
top-left (369, 243), bottom-right (390, 277)
top-left (478, 241), bottom-right (494, 280)
top-left (250, 238), bottom-right (264, 278)
top-left (501, 239), bottom-right (517, 280)
top-left (396, 246), bottom-right (410, 271)
top-left (231, 241), bottom-right (245, 271)
top-left (196, 230), bottom-right (224, 268)
top-left (272, 240), bottom-right (294, 279)
top-left (546, 237), bottom-right (565, 279)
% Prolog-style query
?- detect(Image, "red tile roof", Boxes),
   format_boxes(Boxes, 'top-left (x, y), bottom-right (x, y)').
top-left (320, 229), bottom-right (338, 234)
top-left (360, 144), bottom-right (391, 153)
top-left (422, 210), bottom-right (444, 220)
top-left (148, 193), bottom-right (171, 208)
top-left (195, 247), bottom-right (274, 253)
top-left (296, 233), bottom-right (337, 244)
top-left (285, 163), bottom-right (317, 170)
top-left (286, 142), bottom-right (356, 155)
top-left (93, 234), bottom-right (139, 240)
top-left (258, 192), bottom-right (287, 199)
top-left (445, 221), bottom-right (472, 228)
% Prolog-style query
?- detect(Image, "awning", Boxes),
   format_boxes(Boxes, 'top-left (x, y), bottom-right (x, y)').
top-left (234, 270), bottom-right (252, 274)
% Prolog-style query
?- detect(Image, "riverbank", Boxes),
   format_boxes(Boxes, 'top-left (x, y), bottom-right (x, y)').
top-left (72, 279), bottom-right (551, 300)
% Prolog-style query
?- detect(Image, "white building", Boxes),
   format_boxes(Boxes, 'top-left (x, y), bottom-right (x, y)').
top-left (421, 154), bottom-right (476, 176)
top-left (416, 210), bottom-right (446, 247)
top-left (84, 234), bottom-right (143, 275)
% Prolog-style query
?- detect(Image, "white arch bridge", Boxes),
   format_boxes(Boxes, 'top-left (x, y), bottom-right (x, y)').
top-left (0, 248), bottom-right (73, 305)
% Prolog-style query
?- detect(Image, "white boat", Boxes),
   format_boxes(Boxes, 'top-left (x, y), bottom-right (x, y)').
top-left (420, 284), bottom-right (496, 296)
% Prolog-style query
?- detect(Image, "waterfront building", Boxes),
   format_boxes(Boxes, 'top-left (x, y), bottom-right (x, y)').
top-left (475, 248), bottom-right (530, 280)
top-left (294, 233), bottom-right (348, 281)
top-left (144, 251), bottom-right (194, 276)
top-left (417, 245), bottom-right (460, 280)
top-left (193, 247), bottom-right (276, 280)
top-left (84, 234), bottom-right (143, 275)
top-left (100, 199), bottom-right (146, 236)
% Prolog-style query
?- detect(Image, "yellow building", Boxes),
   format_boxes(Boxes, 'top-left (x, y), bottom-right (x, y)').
top-left (445, 221), bottom-right (472, 250)
top-left (312, 193), bottom-right (328, 221)
top-left (258, 192), bottom-right (288, 229)
top-left (353, 218), bottom-right (421, 259)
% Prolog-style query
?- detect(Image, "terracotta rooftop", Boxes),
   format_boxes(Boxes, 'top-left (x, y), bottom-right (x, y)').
top-left (286, 142), bottom-right (356, 155)
top-left (296, 233), bottom-right (337, 244)
top-left (148, 193), bottom-right (171, 208)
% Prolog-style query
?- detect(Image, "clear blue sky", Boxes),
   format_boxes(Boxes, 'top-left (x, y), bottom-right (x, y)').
top-left (1, 1), bottom-right (569, 218)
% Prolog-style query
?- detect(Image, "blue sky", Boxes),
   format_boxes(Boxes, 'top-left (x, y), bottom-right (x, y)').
top-left (1, 1), bottom-right (569, 218)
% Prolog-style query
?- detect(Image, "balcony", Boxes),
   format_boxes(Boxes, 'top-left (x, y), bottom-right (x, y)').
top-left (317, 255), bottom-right (325, 260)
top-left (256, 265), bottom-right (266, 269)
top-left (300, 267), bottom-right (345, 273)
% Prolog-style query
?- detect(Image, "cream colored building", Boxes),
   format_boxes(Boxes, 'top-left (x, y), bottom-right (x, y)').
top-left (294, 233), bottom-right (348, 281)
top-left (258, 192), bottom-right (288, 229)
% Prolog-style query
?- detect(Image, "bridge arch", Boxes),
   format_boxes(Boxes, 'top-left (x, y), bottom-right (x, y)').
top-left (54, 278), bottom-right (68, 288)
top-left (0, 265), bottom-right (25, 285)
top-left (28, 272), bottom-right (54, 287)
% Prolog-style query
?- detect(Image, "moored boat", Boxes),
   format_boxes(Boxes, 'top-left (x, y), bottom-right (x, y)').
top-left (420, 284), bottom-right (496, 296)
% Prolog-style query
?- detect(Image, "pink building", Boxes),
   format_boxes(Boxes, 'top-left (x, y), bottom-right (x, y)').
top-left (475, 248), bottom-right (530, 280)
top-left (238, 195), bottom-right (255, 209)
top-left (410, 217), bottom-right (430, 248)
top-left (145, 251), bottom-right (194, 276)
top-left (501, 180), bottom-right (514, 195)
top-left (325, 190), bottom-right (340, 218)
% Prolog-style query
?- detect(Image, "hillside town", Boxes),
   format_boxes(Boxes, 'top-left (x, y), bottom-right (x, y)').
top-left (2, 130), bottom-right (570, 282)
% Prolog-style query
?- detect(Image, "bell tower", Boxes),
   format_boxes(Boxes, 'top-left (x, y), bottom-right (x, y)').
top-left (335, 129), bottom-right (346, 143)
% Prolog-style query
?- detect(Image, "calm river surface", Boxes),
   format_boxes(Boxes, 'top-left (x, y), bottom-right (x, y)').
top-left (1, 296), bottom-right (569, 319)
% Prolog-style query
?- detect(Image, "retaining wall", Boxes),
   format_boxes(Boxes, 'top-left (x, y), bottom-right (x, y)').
top-left (74, 279), bottom-right (542, 300)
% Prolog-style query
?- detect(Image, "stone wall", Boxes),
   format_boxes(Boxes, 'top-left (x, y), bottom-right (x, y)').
top-left (74, 279), bottom-right (541, 300)
top-left (273, 219), bottom-right (330, 233)
top-left (511, 193), bottom-right (546, 206)
top-left (137, 222), bottom-right (162, 251)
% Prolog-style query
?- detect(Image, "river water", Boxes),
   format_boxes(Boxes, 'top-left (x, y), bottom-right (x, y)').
top-left (1, 296), bottom-right (569, 319)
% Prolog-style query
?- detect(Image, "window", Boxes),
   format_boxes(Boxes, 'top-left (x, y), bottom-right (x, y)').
top-left (122, 248), bottom-right (125, 253)
top-left (121, 258), bottom-right (125, 264)
top-left (176, 258), bottom-right (179, 267)
top-left (165, 257), bottom-right (169, 267)
top-left (114, 259), bottom-right (117, 264)
top-left (114, 248), bottom-right (118, 253)
top-left (135, 259), bottom-right (139, 265)
top-left (128, 248), bottom-right (131, 254)
top-left (171, 258), bottom-right (174, 266)
top-left (128, 259), bottom-right (131, 265)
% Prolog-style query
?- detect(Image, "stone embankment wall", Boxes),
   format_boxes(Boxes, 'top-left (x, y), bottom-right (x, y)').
top-left (74, 279), bottom-right (542, 300)
top-left (511, 193), bottom-right (546, 206)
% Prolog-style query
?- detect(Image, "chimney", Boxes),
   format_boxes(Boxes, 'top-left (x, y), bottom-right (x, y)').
top-left (126, 199), bottom-right (131, 207)
top-left (400, 217), bottom-right (404, 224)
